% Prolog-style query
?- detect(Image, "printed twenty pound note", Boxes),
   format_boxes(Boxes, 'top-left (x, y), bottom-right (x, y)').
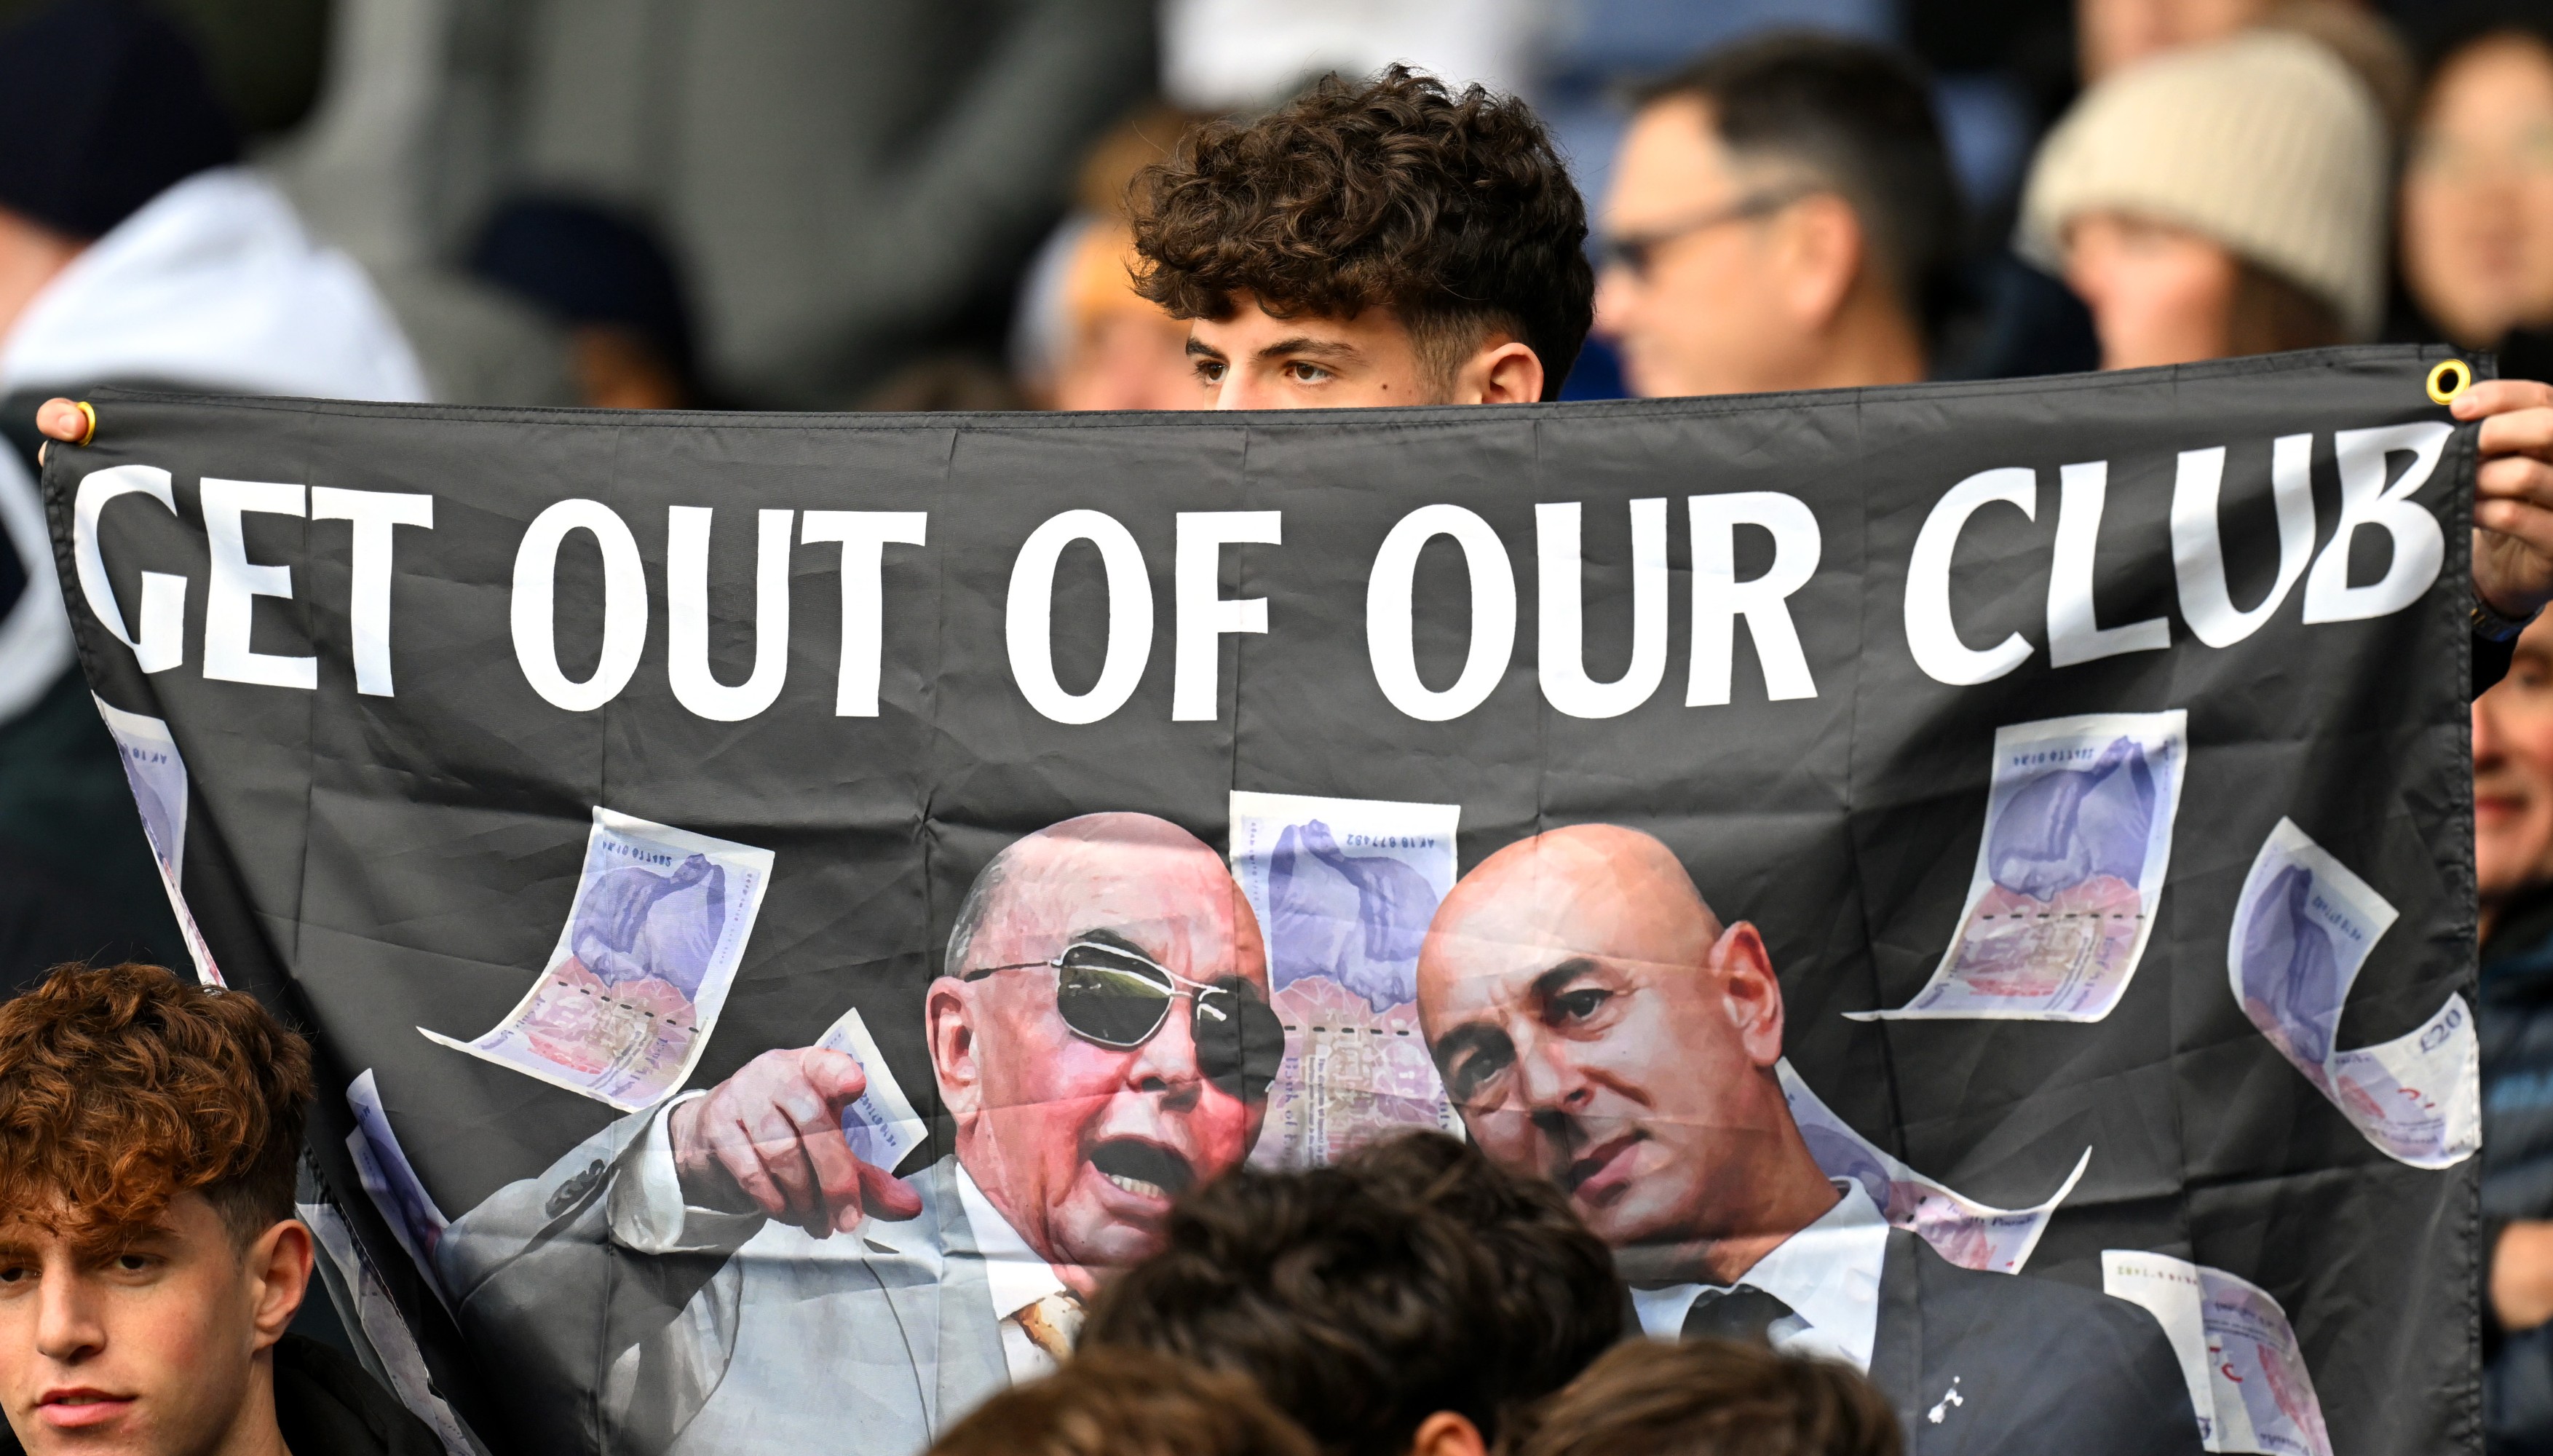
top-left (1230, 791), bottom-right (1464, 1169)
top-left (423, 807), bottom-right (773, 1112)
top-left (1858, 711), bottom-right (2186, 1021)
top-left (92, 697), bottom-right (222, 986)
top-left (2103, 1251), bottom-right (2333, 1456)
top-left (814, 1005), bottom-right (927, 1174)
top-left (1779, 1060), bottom-right (2087, 1273)
top-left (2228, 818), bottom-right (2478, 1168)
top-left (345, 1069), bottom-right (449, 1302)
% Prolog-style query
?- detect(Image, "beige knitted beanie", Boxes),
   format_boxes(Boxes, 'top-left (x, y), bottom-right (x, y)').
top-left (2018, 29), bottom-right (2389, 340)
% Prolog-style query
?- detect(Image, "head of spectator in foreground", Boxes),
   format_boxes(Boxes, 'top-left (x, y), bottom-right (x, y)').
top-left (929, 1347), bottom-right (1318, 1456)
top-left (2020, 29), bottom-right (2388, 370)
top-left (1500, 1337), bottom-right (1901, 1456)
top-left (0, 0), bottom-right (239, 344)
top-left (2402, 18), bottom-right (2553, 352)
top-left (2478, 613), bottom-right (2553, 942)
top-left (1131, 66), bottom-right (1593, 409)
top-left (1595, 33), bottom-right (1959, 399)
top-left (1082, 1131), bottom-right (1623, 1456)
top-left (0, 962), bottom-right (315, 1456)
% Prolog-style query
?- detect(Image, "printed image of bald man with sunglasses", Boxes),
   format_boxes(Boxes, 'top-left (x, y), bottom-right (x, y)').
top-left (433, 812), bottom-right (1283, 1456)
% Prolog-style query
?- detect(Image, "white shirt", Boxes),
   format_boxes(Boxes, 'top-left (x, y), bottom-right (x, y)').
top-left (949, 1161), bottom-right (1075, 1385)
top-left (1628, 1182), bottom-right (1891, 1372)
top-left (614, 1093), bottom-right (1070, 1384)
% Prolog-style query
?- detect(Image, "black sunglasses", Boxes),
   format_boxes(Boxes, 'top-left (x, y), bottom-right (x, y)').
top-left (965, 939), bottom-right (1284, 1103)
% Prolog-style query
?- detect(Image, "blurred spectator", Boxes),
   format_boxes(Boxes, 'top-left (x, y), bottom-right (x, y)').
top-left (2019, 30), bottom-right (2388, 369)
top-left (927, 1348), bottom-right (1318, 1456)
top-left (266, 0), bottom-right (1153, 408)
top-left (2477, 613), bottom-right (2553, 1452)
top-left (1131, 66), bottom-right (1592, 408)
top-left (0, 0), bottom-right (425, 993)
top-left (2079, 0), bottom-right (2413, 117)
top-left (1499, 1338), bottom-right (1901, 1456)
top-left (468, 196), bottom-right (698, 409)
top-left (858, 352), bottom-right (1029, 413)
top-left (1015, 106), bottom-right (1209, 412)
top-left (1082, 1131), bottom-right (1622, 1456)
top-left (2401, 19), bottom-right (2553, 369)
top-left (1591, 33), bottom-right (1960, 397)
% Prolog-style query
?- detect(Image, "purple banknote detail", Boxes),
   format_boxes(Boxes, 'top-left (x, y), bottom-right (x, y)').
top-left (1232, 791), bottom-right (1463, 1169)
top-left (2228, 819), bottom-right (2477, 1169)
top-left (421, 807), bottom-right (774, 1112)
top-left (1861, 712), bottom-right (2186, 1022)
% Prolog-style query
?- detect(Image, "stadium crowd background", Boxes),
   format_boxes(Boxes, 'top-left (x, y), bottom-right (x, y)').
top-left (10, 1), bottom-right (2553, 1454)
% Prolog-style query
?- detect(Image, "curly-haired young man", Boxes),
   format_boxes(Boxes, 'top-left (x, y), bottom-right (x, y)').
top-left (1131, 66), bottom-right (1594, 409)
top-left (1080, 1131), bottom-right (1623, 1456)
top-left (0, 962), bottom-right (438, 1456)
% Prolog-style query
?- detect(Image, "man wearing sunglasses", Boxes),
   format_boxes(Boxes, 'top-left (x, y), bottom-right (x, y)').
top-left (1593, 33), bottom-right (1960, 400)
top-left (1413, 825), bottom-right (2202, 1456)
top-left (430, 812), bottom-right (1276, 1456)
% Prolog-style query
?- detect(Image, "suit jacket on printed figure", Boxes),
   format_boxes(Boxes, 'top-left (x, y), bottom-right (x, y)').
top-left (437, 1109), bottom-right (1006, 1456)
top-left (1867, 1230), bottom-right (2204, 1455)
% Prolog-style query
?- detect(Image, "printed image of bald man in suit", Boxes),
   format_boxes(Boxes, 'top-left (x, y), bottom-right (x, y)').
top-left (1414, 824), bottom-right (2203, 1456)
top-left (438, 812), bottom-right (1281, 1456)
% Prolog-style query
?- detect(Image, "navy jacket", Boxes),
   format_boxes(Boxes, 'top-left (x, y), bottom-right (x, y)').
top-left (2486, 889), bottom-right (2553, 1452)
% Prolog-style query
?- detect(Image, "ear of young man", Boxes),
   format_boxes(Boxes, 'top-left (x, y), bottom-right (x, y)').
top-left (1409, 1410), bottom-right (1487, 1456)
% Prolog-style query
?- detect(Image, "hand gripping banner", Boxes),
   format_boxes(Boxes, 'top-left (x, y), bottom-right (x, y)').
top-left (42, 347), bottom-right (2482, 1456)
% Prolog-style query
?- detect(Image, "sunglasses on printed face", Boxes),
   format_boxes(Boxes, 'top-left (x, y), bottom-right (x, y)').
top-left (965, 938), bottom-right (1284, 1104)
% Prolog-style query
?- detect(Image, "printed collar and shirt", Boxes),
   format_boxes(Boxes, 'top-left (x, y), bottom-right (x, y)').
top-left (1627, 1180), bottom-right (1890, 1371)
top-left (616, 1091), bottom-right (1082, 1385)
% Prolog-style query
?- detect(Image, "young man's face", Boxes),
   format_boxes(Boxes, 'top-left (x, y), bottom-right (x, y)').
top-left (1184, 293), bottom-right (1542, 408)
top-left (0, 1192), bottom-right (309, 1456)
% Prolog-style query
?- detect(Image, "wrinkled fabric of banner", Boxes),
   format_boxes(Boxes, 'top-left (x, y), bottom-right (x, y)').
top-left (42, 347), bottom-right (2482, 1456)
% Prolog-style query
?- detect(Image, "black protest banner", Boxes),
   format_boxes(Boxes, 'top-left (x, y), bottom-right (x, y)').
top-left (44, 347), bottom-right (2480, 1456)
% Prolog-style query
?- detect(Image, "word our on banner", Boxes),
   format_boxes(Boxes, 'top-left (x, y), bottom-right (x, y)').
top-left (41, 348), bottom-right (2480, 1456)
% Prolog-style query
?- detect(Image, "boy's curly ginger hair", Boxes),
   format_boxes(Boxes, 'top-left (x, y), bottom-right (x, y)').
top-left (0, 962), bottom-right (312, 1250)
top-left (1130, 65), bottom-right (1594, 397)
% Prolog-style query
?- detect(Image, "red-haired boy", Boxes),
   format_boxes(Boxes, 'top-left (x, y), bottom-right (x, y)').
top-left (0, 962), bottom-right (437, 1456)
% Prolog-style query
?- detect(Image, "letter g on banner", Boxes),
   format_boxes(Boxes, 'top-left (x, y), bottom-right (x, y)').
top-left (74, 464), bottom-right (188, 673)
top-left (1368, 504), bottom-right (1517, 721)
top-left (1008, 510), bottom-right (1154, 724)
top-left (512, 499), bottom-right (647, 711)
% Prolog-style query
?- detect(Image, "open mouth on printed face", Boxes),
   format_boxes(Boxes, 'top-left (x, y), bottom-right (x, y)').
top-left (1091, 1139), bottom-right (1196, 1203)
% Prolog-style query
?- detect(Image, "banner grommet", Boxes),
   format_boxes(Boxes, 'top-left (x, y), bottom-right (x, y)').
top-left (73, 400), bottom-right (95, 446)
top-left (2426, 358), bottom-right (2473, 405)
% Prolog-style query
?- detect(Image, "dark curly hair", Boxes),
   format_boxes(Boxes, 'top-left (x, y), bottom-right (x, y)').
top-left (0, 961), bottom-right (313, 1249)
top-left (1081, 1131), bottom-right (1623, 1456)
top-left (928, 1348), bottom-right (1318, 1456)
top-left (1500, 1337), bottom-right (1903, 1456)
top-left (1131, 66), bottom-right (1594, 398)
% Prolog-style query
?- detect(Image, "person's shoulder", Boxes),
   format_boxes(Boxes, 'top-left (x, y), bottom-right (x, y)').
top-left (273, 1333), bottom-right (448, 1456)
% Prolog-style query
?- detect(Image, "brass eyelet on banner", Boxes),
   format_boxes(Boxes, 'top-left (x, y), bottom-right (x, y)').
top-left (2427, 358), bottom-right (2473, 405)
top-left (74, 400), bottom-right (96, 446)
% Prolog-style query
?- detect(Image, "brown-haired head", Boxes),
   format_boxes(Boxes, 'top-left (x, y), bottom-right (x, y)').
top-left (927, 1346), bottom-right (1317, 1456)
top-left (1130, 65), bottom-right (1594, 398)
top-left (0, 962), bottom-right (313, 1251)
top-left (1501, 1337), bottom-right (1902, 1456)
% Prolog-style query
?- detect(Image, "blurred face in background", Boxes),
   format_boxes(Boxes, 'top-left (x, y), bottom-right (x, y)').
top-left (1048, 223), bottom-right (1203, 413)
top-left (2078, 0), bottom-right (2269, 82)
top-left (2064, 211), bottom-right (2343, 369)
top-left (2402, 33), bottom-right (2553, 350)
top-left (2065, 213), bottom-right (2239, 368)
top-left (2479, 615), bottom-right (2553, 935)
top-left (1596, 96), bottom-right (1834, 398)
